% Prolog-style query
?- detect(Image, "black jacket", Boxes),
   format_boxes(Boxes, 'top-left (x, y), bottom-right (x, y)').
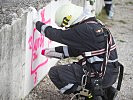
top-left (43, 17), bottom-right (117, 60)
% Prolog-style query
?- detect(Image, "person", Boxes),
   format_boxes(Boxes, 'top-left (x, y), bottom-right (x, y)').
top-left (34, 0), bottom-right (122, 99)
top-left (104, 0), bottom-right (114, 19)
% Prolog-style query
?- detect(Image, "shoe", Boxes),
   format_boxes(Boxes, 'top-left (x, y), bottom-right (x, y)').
top-left (107, 5), bottom-right (114, 20)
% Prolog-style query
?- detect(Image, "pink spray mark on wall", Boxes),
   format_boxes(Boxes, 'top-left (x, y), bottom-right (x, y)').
top-left (28, 8), bottom-right (52, 85)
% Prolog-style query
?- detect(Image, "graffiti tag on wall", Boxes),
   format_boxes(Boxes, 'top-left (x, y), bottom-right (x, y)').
top-left (28, 9), bottom-right (51, 85)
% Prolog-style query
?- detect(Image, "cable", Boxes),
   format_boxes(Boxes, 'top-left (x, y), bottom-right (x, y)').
top-left (70, 93), bottom-right (81, 100)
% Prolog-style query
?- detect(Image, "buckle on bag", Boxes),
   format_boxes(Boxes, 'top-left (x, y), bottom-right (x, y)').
top-left (91, 78), bottom-right (104, 96)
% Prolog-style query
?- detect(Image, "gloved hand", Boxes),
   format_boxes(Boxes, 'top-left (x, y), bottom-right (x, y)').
top-left (41, 48), bottom-right (64, 59)
top-left (36, 21), bottom-right (45, 33)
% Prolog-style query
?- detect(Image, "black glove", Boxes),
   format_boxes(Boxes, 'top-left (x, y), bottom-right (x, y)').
top-left (36, 21), bottom-right (45, 33)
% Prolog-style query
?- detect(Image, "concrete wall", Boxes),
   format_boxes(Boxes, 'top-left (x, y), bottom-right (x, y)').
top-left (0, 0), bottom-right (52, 99)
top-left (0, 13), bottom-right (27, 100)
top-left (0, 0), bottom-right (51, 99)
top-left (0, 1), bottom-right (81, 99)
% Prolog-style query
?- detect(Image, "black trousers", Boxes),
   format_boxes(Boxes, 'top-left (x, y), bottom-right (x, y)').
top-left (48, 64), bottom-right (84, 90)
top-left (48, 63), bottom-right (119, 94)
top-left (104, 0), bottom-right (113, 15)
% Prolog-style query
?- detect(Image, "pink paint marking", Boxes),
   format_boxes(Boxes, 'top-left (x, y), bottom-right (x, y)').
top-left (28, 8), bottom-right (53, 84)
top-left (41, 9), bottom-right (51, 24)
top-left (41, 9), bottom-right (45, 23)
top-left (32, 52), bottom-right (38, 61)
top-left (39, 34), bottom-right (44, 47)
top-left (28, 36), bottom-right (33, 49)
top-left (31, 58), bottom-right (49, 75)
top-left (30, 28), bottom-right (48, 75)
top-left (34, 71), bottom-right (37, 85)
top-left (34, 34), bottom-right (44, 51)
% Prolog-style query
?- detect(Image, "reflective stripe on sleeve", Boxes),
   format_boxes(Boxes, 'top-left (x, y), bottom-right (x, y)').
top-left (63, 46), bottom-right (70, 57)
top-left (60, 84), bottom-right (74, 93)
top-left (41, 24), bottom-right (49, 35)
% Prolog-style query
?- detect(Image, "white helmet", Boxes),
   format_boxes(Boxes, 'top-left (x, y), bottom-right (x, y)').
top-left (55, 2), bottom-right (83, 27)
top-left (55, 1), bottom-right (96, 27)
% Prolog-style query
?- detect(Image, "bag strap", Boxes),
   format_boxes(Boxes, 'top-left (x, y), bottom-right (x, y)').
top-left (117, 62), bottom-right (124, 91)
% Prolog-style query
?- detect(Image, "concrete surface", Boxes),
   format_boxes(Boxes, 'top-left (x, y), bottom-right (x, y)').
top-left (0, 13), bottom-right (26, 100)
top-left (0, 0), bottom-right (51, 99)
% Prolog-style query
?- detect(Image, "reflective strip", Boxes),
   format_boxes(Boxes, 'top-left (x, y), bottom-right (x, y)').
top-left (104, 1), bottom-right (112, 4)
top-left (84, 44), bottom-right (116, 57)
top-left (110, 44), bottom-right (116, 51)
top-left (41, 25), bottom-right (49, 35)
top-left (63, 46), bottom-right (69, 57)
top-left (87, 56), bottom-right (118, 63)
top-left (60, 84), bottom-right (74, 93)
top-left (87, 56), bottom-right (103, 63)
top-left (91, 51), bottom-right (105, 56)
top-left (86, 21), bottom-right (98, 24)
top-left (91, 44), bottom-right (116, 54)
top-left (108, 59), bottom-right (118, 63)
top-left (84, 52), bottom-right (91, 56)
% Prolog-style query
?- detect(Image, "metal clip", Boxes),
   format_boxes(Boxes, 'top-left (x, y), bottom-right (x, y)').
top-left (80, 88), bottom-right (89, 97)
top-left (80, 88), bottom-right (93, 98)
top-left (81, 69), bottom-right (90, 89)
top-left (81, 74), bottom-right (87, 88)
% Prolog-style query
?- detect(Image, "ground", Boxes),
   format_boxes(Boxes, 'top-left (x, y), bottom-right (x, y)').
top-left (1, 0), bottom-right (133, 99)
top-left (0, 0), bottom-right (50, 29)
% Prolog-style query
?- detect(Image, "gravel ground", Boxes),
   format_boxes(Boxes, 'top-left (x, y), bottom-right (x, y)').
top-left (0, 0), bottom-right (50, 29)
top-left (109, 0), bottom-right (133, 99)
top-left (25, 0), bottom-right (133, 100)
top-left (1, 0), bottom-right (133, 100)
